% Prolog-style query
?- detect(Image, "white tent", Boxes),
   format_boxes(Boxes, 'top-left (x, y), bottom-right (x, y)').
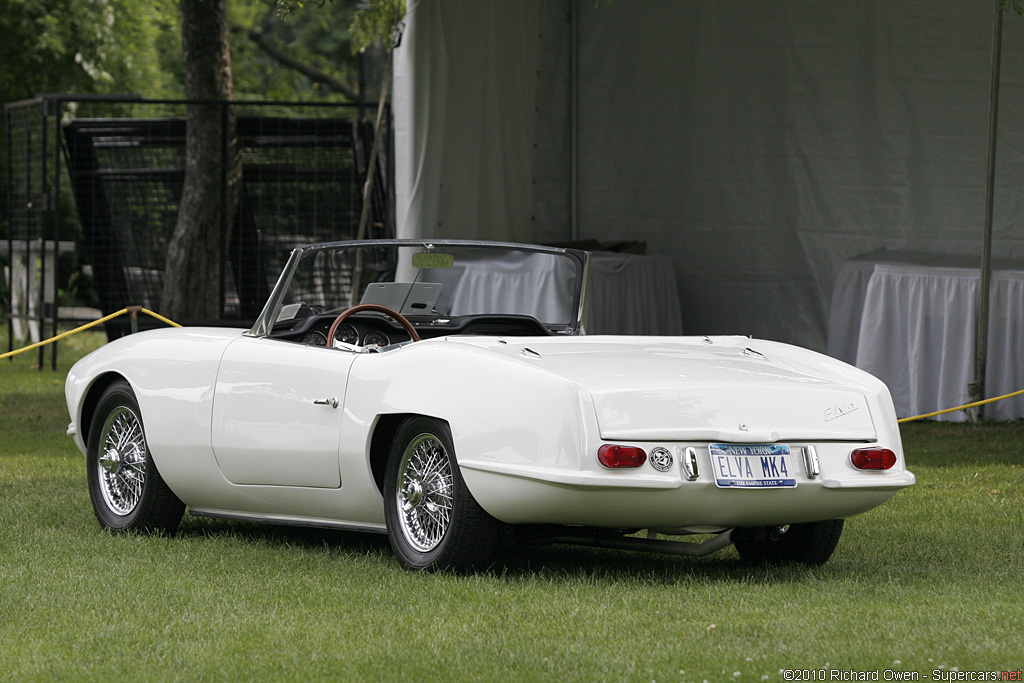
top-left (392, 0), bottom-right (1024, 351)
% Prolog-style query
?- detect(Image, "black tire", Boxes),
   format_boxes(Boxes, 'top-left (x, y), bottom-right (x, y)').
top-left (86, 380), bottom-right (185, 533)
top-left (383, 417), bottom-right (501, 571)
top-left (732, 519), bottom-right (844, 566)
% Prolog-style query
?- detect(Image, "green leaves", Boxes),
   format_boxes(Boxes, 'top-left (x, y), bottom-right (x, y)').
top-left (230, 0), bottom-right (361, 101)
top-left (0, 0), bottom-right (182, 102)
top-left (349, 0), bottom-right (405, 55)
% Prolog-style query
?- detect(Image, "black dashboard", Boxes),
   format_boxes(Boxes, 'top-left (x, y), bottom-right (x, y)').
top-left (270, 312), bottom-right (556, 348)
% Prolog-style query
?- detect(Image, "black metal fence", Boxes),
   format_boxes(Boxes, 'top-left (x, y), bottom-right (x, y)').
top-left (5, 94), bottom-right (393, 368)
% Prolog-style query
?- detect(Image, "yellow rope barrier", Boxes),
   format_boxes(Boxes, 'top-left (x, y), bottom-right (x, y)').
top-left (138, 308), bottom-right (182, 329)
top-left (897, 387), bottom-right (1024, 423)
top-left (1, 307), bottom-right (180, 361)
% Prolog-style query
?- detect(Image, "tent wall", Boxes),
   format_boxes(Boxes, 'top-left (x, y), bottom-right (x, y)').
top-left (394, 0), bottom-right (1024, 350)
top-left (394, 0), bottom-right (568, 243)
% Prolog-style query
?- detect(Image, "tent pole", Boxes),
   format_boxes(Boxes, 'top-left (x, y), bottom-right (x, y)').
top-left (570, 0), bottom-right (579, 242)
top-left (971, 0), bottom-right (1003, 420)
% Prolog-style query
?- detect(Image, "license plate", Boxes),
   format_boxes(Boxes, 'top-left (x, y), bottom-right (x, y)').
top-left (710, 444), bottom-right (797, 489)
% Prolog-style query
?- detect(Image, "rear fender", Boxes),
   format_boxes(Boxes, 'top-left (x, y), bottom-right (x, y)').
top-left (342, 342), bottom-right (588, 502)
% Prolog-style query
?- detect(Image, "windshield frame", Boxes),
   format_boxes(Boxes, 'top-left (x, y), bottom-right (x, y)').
top-left (247, 239), bottom-right (590, 338)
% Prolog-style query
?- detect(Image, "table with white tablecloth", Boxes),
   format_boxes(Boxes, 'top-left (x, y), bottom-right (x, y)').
top-left (827, 249), bottom-right (1024, 421)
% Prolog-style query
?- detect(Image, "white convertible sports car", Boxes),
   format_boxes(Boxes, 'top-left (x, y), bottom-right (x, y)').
top-left (65, 240), bottom-right (914, 571)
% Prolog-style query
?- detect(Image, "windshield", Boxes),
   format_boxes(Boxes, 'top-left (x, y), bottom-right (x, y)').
top-left (252, 241), bottom-right (587, 336)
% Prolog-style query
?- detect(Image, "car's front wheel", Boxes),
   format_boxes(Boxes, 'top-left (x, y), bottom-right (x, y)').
top-left (383, 417), bottom-right (501, 571)
top-left (86, 380), bottom-right (185, 533)
top-left (732, 519), bottom-right (844, 566)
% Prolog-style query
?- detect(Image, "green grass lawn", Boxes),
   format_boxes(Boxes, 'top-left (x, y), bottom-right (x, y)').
top-left (1, 330), bottom-right (1022, 682)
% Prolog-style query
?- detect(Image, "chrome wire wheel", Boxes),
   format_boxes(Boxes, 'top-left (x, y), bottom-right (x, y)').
top-left (96, 406), bottom-right (148, 516)
top-left (395, 433), bottom-right (454, 552)
top-left (384, 417), bottom-right (501, 571)
top-left (86, 380), bottom-right (185, 533)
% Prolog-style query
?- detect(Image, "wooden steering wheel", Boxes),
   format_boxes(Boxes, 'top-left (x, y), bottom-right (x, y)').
top-left (326, 303), bottom-right (422, 348)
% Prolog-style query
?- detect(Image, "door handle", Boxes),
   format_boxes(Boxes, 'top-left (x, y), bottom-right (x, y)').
top-left (313, 397), bottom-right (338, 408)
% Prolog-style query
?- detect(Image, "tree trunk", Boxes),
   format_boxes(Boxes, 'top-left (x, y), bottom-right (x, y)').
top-left (162, 0), bottom-right (241, 321)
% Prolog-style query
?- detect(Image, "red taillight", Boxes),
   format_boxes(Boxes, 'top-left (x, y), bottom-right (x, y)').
top-left (851, 447), bottom-right (897, 470)
top-left (598, 444), bottom-right (647, 468)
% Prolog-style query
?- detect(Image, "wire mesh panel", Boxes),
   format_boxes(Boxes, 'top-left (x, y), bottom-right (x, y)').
top-left (6, 101), bottom-right (47, 242)
top-left (63, 114), bottom-right (186, 319)
top-left (5, 100), bottom-right (52, 361)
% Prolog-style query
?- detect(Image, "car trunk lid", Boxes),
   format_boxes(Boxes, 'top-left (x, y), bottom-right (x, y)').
top-left (481, 337), bottom-right (877, 442)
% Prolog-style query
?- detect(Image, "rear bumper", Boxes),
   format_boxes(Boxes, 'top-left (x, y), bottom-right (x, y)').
top-left (459, 441), bottom-right (914, 528)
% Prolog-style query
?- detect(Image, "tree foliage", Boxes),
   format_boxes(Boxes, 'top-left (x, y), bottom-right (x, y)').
top-left (230, 0), bottom-right (361, 101)
top-left (0, 0), bottom-right (181, 104)
top-left (348, 0), bottom-right (405, 55)
top-left (0, 0), bottom-right (392, 135)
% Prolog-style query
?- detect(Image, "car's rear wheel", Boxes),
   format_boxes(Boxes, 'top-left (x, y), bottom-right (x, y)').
top-left (384, 417), bottom-right (501, 571)
top-left (732, 519), bottom-right (844, 566)
top-left (86, 380), bottom-right (185, 533)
